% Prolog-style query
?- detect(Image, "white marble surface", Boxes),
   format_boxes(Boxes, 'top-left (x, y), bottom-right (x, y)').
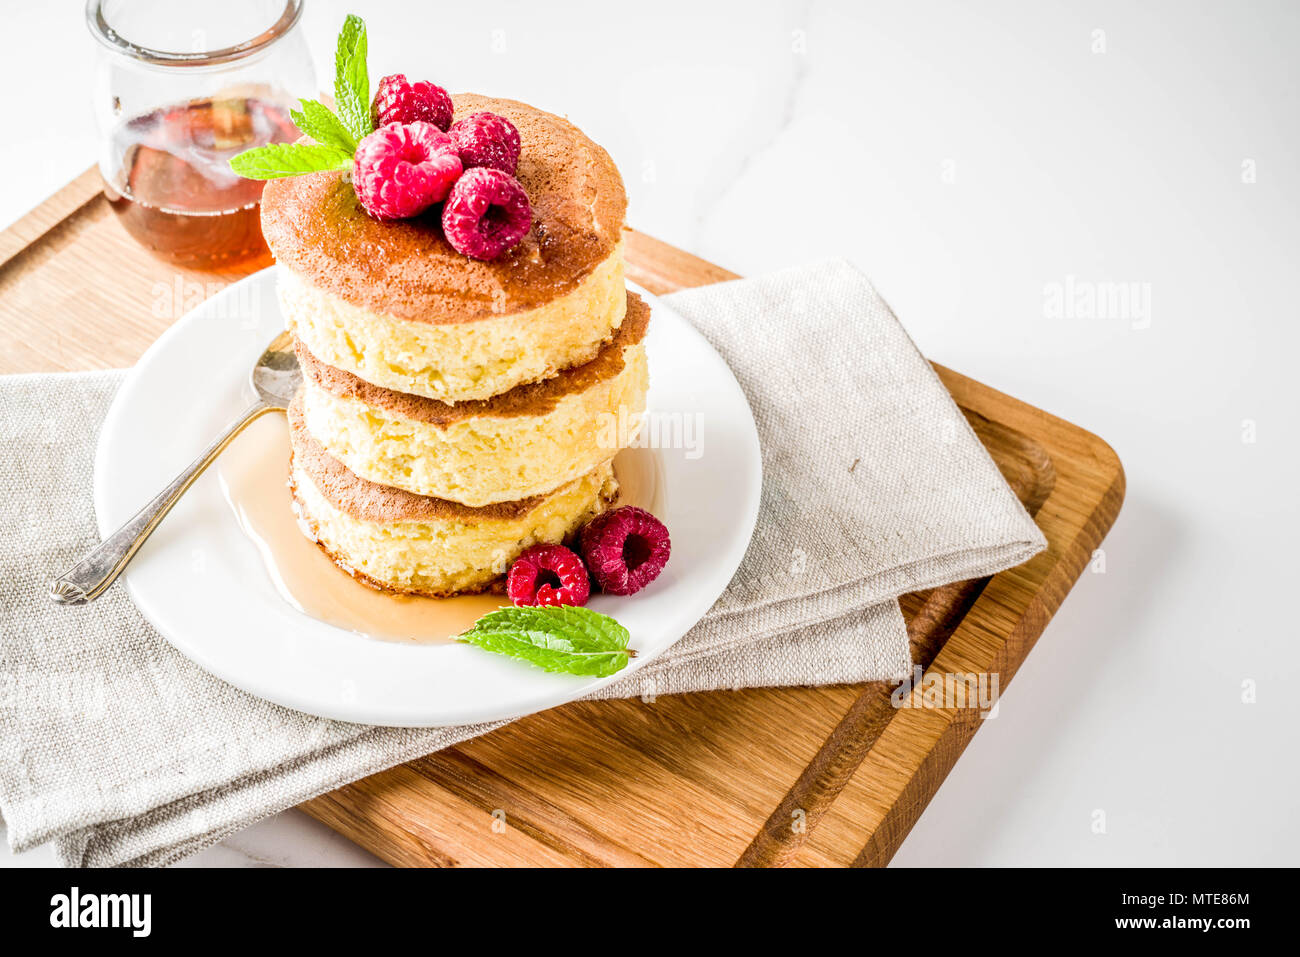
top-left (2, 0), bottom-right (1298, 867)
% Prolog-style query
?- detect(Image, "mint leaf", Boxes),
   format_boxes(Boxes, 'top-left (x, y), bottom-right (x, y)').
top-left (334, 14), bottom-right (372, 143)
top-left (229, 142), bottom-right (353, 179)
top-left (459, 606), bottom-right (634, 678)
top-left (290, 99), bottom-right (357, 152)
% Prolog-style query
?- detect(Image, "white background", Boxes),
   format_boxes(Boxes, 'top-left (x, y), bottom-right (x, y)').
top-left (2, 0), bottom-right (1297, 867)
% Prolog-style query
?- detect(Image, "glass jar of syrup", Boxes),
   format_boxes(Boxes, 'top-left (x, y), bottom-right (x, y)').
top-left (86, 0), bottom-right (315, 270)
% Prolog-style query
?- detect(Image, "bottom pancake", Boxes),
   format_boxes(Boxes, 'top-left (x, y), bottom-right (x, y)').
top-left (288, 396), bottom-right (617, 597)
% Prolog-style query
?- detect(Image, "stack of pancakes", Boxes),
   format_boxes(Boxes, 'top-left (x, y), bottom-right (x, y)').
top-left (260, 94), bottom-right (644, 597)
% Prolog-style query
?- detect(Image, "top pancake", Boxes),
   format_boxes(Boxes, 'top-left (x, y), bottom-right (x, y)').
top-left (260, 94), bottom-right (627, 325)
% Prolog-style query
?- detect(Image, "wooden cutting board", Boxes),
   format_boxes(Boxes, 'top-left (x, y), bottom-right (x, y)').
top-left (0, 167), bottom-right (1124, 867)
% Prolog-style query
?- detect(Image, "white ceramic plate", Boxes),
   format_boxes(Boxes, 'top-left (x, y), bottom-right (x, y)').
top-left (94, 268), bottom-right (761, 726)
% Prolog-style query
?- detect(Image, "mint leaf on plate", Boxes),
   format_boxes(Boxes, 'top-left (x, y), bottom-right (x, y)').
top-left (290, 99), bottom-right (357, 153)
top-left (458, 606), bottom-right (635, 678)
top-left (334, 13), bottom-right (372, 143)
top-left (228, 142), bottom-right (353, 179)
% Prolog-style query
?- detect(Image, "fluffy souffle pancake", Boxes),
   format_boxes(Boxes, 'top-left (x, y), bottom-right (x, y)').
top-left (263, 94), bottom-right (628, 403)
top-left (297, 292), bottom-right (649, 506)
top-left (288, 396), bottom-right (617, 597)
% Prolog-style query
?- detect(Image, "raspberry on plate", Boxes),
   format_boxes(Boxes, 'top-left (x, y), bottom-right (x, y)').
top-left (371, 74), bottom-right (454, 131)
top-left (506, 544), bottom-right (591, 607)
top-left (441, 167), bottom-right (532, 260)
top-left (579, 507), bottom-right (671, 596)
top-left (448, 111), bottom-right (522, 174)
top-left (352, 121), bottom-right (463, 221)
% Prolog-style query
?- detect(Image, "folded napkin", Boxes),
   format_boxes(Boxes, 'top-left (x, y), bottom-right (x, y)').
top-left (0, 260), bottom-right (1044, 866)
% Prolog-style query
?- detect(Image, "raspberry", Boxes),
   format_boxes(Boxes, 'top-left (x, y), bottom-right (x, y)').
top-left (371, 74), bottom-right (453, 131)
top-left (506, 544), bottom-right (591, 607)
top-left (579, 507), bottom-right (671, 596)
top-left (441, 168), bottom-right (532, 260)
top-left (351, 121), bottom-right (462, 220)
top-left (448, 112), bottom-right (521, 174)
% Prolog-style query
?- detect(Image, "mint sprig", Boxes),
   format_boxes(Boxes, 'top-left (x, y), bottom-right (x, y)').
top-left (289, 98), bottom-right (357, 153)
top-left (458, 606), bottom-right (635, 678)
top-left (229, 142), bottom-right (353, 179)
top-left (229, 14), bottom-right (372, 180)
top-left (334, 13), bottom-right (372, 143)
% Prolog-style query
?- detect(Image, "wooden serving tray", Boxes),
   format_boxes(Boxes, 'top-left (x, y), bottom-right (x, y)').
top-left (0, 168), bottom-right (1124, 867)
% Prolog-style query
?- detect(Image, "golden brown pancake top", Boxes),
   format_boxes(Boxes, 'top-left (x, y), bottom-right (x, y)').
top-left (288, 394), bottom-right (564, 523)
top-left (261, 94), bottom-right (627, 325)
top-left (297, 291), bottom-right (649, 424)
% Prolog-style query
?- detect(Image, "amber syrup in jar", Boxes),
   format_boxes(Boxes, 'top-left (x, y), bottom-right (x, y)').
top-left (104, 96), bottom-right (298, 269)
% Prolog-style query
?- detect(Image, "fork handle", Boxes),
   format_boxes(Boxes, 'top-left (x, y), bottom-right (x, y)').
top-left (50, 401), bottom-right (272, 606)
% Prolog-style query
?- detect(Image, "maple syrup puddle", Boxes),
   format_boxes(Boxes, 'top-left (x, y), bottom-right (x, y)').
top-left (216, 412), bottom-right (662, 645)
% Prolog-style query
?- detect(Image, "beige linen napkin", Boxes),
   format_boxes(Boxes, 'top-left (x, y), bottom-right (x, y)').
top-left (0, 261), bottom-right (1044, 866)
